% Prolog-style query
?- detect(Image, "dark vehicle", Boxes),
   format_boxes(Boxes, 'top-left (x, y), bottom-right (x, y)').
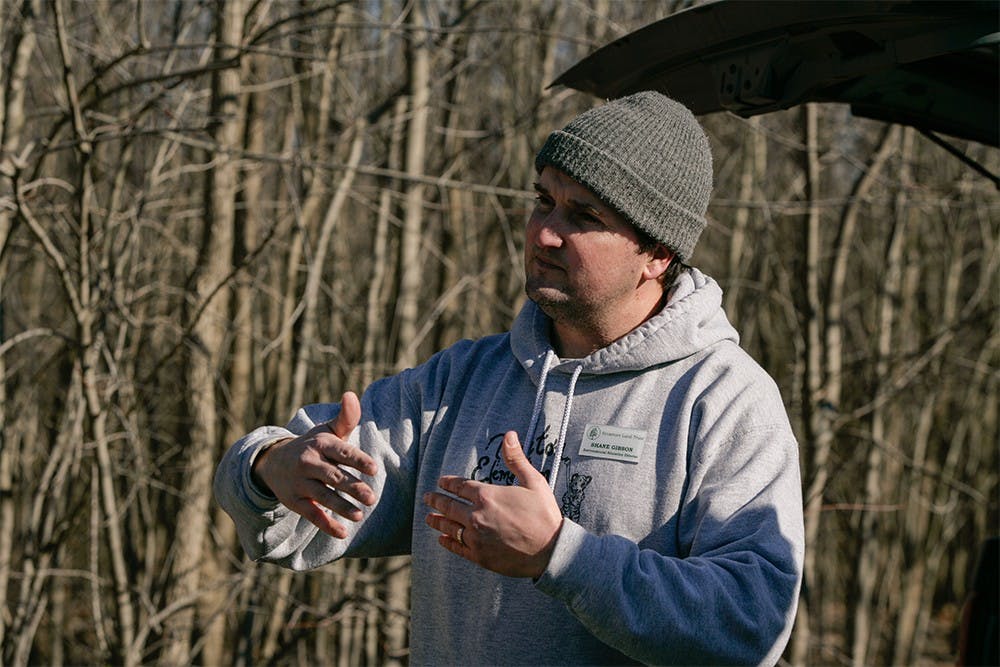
top-left (554, 0), bottom-right (997, 183)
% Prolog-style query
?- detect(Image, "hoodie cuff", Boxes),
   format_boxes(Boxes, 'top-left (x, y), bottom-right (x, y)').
top-left (534, 519), bottom-right (595, 601)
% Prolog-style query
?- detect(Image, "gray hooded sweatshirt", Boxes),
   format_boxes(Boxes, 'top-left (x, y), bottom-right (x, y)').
top-left (215, 268), bottom-right (804, 666)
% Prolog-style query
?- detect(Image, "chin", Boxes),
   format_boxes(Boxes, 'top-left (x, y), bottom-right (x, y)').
top-left (525, 282), bottom-right (567, 306)
top-left (526, 286), bottom-right (581, 320)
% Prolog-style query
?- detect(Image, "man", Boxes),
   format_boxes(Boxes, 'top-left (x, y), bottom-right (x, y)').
top-left (215, 91), bottom-right (804, 665)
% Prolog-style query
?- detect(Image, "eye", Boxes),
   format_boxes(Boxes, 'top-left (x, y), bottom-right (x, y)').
top-left (572, 209), bottom-right (604, 227)
top-left (533, 193), bottom-right (554, 210)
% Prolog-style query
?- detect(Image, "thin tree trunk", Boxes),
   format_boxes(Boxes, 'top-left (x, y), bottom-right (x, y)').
top-left (290, 120), bottom-right (366, 409)
top-left (89, 466), bottom-right (111, 659)
top-left (0, 0), bottom-right (40, 650)
top-left (0, 383), bottom-right (11, 655)
top-left (272, 95), bottom-right (305, 420)
top-left (162, 1), bottom-right (244, 664)
top-left (199, 47), bottom-right (270, 667)
top-left (893, 128), bottom-right (960, 663)
top-left (283, 14), bottom-right (346, 410)
top-left (892, 391), bottom-right (934, 664)
top-left (338, 560), bottom-right (361, 666)
top-left (791, 102), bottom-right (823, 667)
top-left (436, 25), bottom-right (471, 351)
top-left (6, 365), bottom-right (84, 667)
top-left (395, 0), bottom-right (431, 372)
top-left (376, 8), bottom-right (434, 663)
top-left (795, 123), bottom-right (899, 662)
top-left (724, 116), bottom-right (760, 320)
top-left (364, 96), bottom-right (407, 385)
top-left (261, 568), bottom-right (293, 663)
top-left (51, 0), bottom-right (140, 660)
top-left (851, 128), bottom-right (907, 667)
top-left (539, 1), bottom-right (568, 94)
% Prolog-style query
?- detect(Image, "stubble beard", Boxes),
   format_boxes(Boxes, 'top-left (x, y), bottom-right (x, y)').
top-left (525, 277), bottom-right (602, 333)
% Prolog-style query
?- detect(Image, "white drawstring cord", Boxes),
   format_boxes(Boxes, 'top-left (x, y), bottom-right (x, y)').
top-left (523, 350), bottom-right (554, 453)
top-left (545, 364), bottom-right (583, 492)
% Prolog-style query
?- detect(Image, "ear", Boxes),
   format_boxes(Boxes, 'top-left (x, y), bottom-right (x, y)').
top-left (641, 244), bottom-right (674, 282)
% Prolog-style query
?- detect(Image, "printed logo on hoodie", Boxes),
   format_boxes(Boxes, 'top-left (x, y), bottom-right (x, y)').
top-left (470, 424), bottom-right (593, 520)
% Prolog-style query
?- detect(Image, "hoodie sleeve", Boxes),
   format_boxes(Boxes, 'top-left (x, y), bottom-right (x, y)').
top-left (213, 368), bottom-right (425, 571)
top-left (535, 390), bottom-right (804, 665)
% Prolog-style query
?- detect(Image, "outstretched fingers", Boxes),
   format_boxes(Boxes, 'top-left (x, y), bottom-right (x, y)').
top-left (256, 391), bottom-right (380, 539)
top-left (435, 475), bottom-right (481, 502)
top-left (423, 482), bottom-right (477, 550)
top-left (315, 435), bottom-right (378, 480)
top-left (288, 497), bottom-right (352, 539)
top-left (289, 471), bottom-right (371, 539)
top-left (425, 512), bottom-right (471, 550)
top-left (422, 435), bottom-right (563, 578)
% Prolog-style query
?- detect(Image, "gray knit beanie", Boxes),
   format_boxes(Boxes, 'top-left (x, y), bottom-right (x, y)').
top-left (534, 91), bottom-right (713, 262)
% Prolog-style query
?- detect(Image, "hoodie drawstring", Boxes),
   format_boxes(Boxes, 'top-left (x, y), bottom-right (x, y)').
top-left (523, 350), bottom-right (554, 452)
top-left (544, 364), bottom-right (583, 492)
top-left (523, 350), bottom-right (583, 491)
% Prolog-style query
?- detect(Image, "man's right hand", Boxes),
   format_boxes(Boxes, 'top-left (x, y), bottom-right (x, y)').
top-left (251, 391), bottom-right (378, 538)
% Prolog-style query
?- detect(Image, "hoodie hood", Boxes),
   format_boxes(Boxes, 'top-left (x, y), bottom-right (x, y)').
top-left (511, 267), bottom-right (738, 383)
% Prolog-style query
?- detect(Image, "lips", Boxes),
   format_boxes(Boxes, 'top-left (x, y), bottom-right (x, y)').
top-left (531, 253), bottom-right (564, 272)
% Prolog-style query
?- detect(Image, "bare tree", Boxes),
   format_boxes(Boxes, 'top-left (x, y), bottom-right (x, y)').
top-left (394, 0), bottom-right (432, 373)
top-left (0, 0), bottom-right (41, 654)
top-left (162, 1), bottom-right (245, 664)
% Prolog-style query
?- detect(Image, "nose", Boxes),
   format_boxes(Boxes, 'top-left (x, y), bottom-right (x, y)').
top-left (529, 209), bottom-right (563, 248)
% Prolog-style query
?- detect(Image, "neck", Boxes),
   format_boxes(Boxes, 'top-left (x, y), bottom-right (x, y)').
top-left (548, 285), bottom-right (667, 358)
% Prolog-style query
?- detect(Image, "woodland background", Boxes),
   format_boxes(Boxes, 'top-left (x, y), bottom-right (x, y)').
top-left (0, 1), bottom-right (996, 665)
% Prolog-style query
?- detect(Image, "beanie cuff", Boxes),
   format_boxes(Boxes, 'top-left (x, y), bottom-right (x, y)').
top-left (536, 129), bottom-right (705, 262)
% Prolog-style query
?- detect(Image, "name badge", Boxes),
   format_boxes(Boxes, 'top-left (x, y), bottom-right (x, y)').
top-left (578, 423), bottom-right (646, 463)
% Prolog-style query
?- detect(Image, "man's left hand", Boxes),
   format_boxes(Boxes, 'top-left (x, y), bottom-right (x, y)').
top-left (424, 431), bottom-right (563, 578)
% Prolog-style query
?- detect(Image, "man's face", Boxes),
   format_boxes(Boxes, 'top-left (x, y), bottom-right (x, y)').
top-left (524, 167), bottom-right (658, 328)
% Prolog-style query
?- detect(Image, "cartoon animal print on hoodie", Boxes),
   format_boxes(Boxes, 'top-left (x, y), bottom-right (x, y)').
top-left (561, 472), bottom-right (592, 521)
